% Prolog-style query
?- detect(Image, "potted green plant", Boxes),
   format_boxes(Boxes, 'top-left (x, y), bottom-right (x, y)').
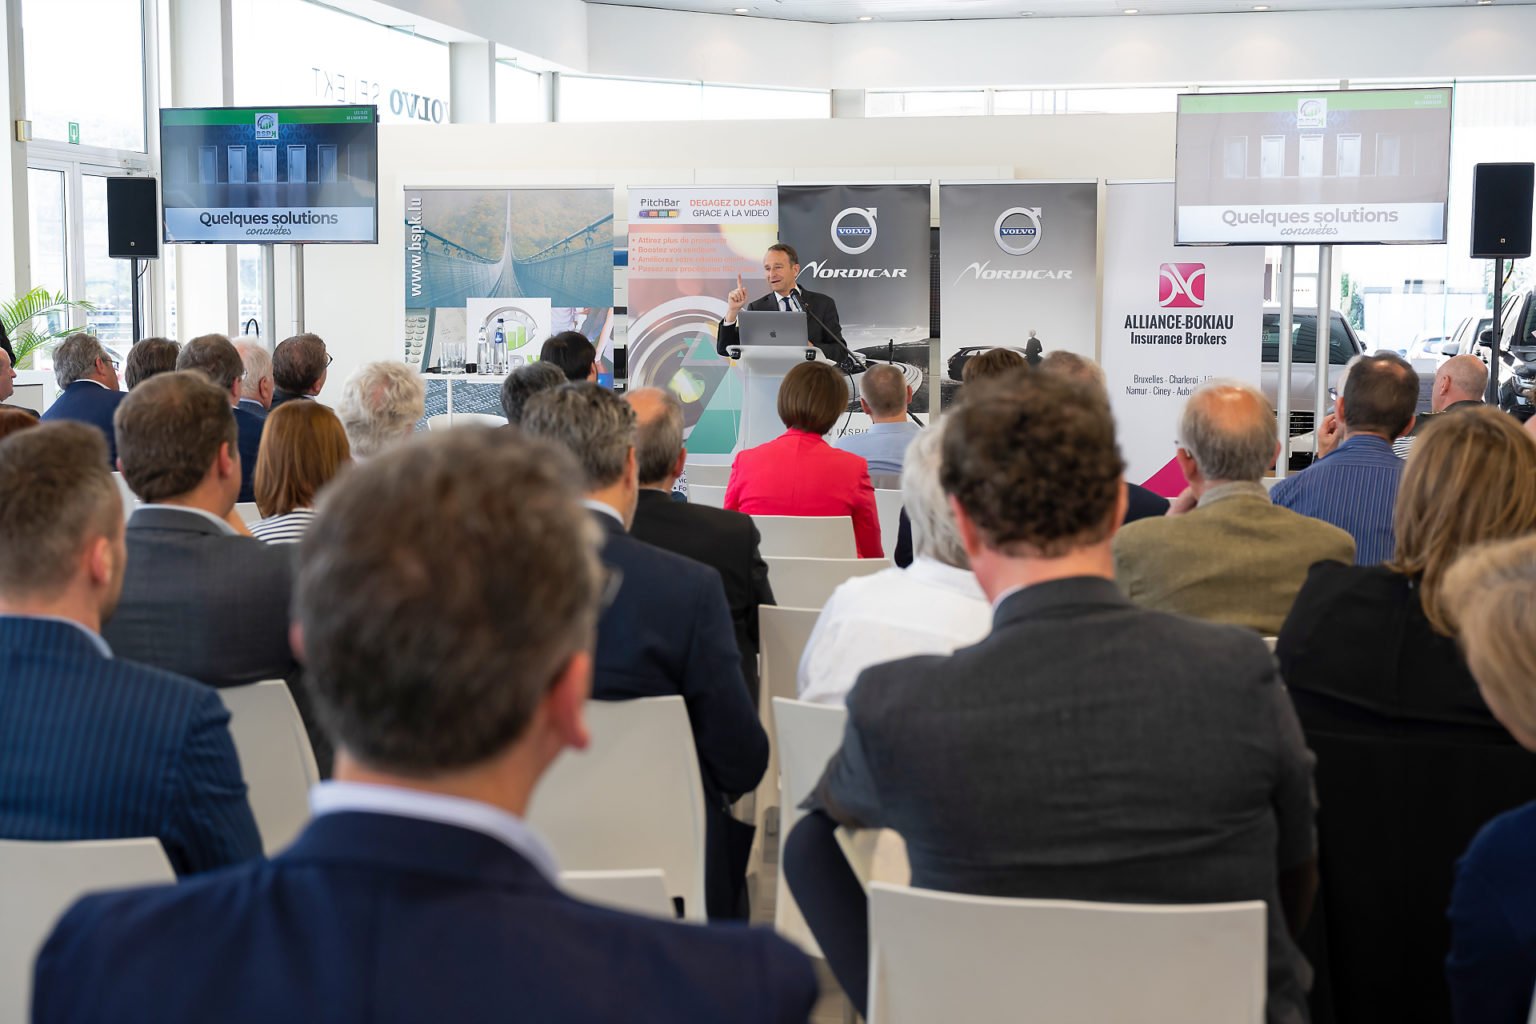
top-left (3, 287), bottom-right (97, 369)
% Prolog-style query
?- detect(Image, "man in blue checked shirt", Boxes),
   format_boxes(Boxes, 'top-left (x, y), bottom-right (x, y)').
top-left (1270, 353), bottom-right (1420, 566)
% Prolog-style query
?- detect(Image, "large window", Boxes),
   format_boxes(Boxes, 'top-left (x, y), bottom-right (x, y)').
top-left (557, 74), bottom-right (829, 122)
top-left (866, 90), bottom-right (988, 118)
top-left (496, 62), bottom-right (546, 123)
top-left (22, 0), bottom-right (146, 150)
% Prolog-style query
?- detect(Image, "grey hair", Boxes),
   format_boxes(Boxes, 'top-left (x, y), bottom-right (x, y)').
top-left (336, 362), bottom-right (426, 459)
top-left (53, 333), bottom-right (108, 389)
top-left (499, 361), bottom-right (566, 425)
top-left (235, 340), bottom-right (273, 397)
top-left (902, 421), bottom-right (968, 569)
top-left (520, 383), bottom-right (636, 490)
top-left (1179, 379), bottom-right (1277, 483)
top-left (630, 387), bottom-right (685, 485)
top-left (1439, 355), bottom-right (1488, 403)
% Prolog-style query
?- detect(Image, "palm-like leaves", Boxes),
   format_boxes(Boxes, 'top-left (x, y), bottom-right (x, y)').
top-left (3, 287), bottom-right (96, 368)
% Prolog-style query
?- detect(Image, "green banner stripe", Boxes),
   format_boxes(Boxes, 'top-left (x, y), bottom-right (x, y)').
top-left (161, 106), bottom-right (375, 127)
top-left (1180, 89), bottom-right (1450, 114)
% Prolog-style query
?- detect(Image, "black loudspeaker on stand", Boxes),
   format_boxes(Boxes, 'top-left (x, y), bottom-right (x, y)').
top-left (106, 176), bottom-right (161, 345)
top-left (1470, 163), bottom-right (1535, 405)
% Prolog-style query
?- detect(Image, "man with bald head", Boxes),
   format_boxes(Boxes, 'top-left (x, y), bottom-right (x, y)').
top-left (1114, 380), bottom-right (1355, 634)
top-left (1394, 353), bottom-right (1488, 459)
top-left (834, 363), bottom-right (920, 484)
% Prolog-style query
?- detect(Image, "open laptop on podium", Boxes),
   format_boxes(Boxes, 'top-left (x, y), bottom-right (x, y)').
top-left (728, 310), bottom-right (816, 453)
top-left (737, 310), bottom-right (809, 349)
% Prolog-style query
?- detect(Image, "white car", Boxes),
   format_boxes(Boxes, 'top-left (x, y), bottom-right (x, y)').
top-left (1259, 308), bottom-right (1364, 439)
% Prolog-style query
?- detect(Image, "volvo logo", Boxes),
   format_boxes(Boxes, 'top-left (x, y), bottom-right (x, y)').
top-left (994, 207), bottom-right (1043, 257)
top-left (831, 207), bottom-right (878, 255)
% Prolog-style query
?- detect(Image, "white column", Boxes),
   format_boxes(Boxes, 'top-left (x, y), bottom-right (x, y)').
top-left (0, 0), bottom-right (29, 298)
top-left (450, 41), bottom-right (496, 124)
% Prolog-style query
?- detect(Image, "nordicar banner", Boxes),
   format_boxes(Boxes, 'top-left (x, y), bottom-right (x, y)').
top-left (938, 181), bottom-right (1098, 408)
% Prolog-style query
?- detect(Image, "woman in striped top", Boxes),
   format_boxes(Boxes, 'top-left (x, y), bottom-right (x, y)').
top-left (250, 400), bottom-right (350, 544)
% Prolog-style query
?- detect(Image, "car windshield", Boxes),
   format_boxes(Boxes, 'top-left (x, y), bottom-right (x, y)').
top-left (1262, 314), bottom-right (1353, 365)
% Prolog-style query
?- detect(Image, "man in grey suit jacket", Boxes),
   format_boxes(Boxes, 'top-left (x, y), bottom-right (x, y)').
top-left (784, 369), bottom-right (1319, 1024)
top-left (1113, 380), bottom-right (1355, 635)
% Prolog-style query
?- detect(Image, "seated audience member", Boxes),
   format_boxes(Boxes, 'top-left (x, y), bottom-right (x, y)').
top-left (1394, 353), bottom-right (1486, 459)
top-left (177, 334), bottom-right (264, 503)
top-left (522, 384), bottom-right (768, 920)
top-left (234, 339), bottom-right (274, 419)
top-left (250, 401), bottom-right (351, 544)
top-left (31, 428), bottom-right (817, 1024)
top-left (269, 332), bottom-right (330, 409)
top-left (39, 332), bottom-right (124, 465)
top-left (539, 330), bottom-right (599, 382)
top-left (1276, 407), bottom-right (1536, 1024)
top-left (1040, 350), bottom-right (1171, 523)
top-left (1113, 381), bottom-right (1354, 634)
top-left (336, 361), bottom-right (425, 460)
top-left (960, 346), bottom-right (1026, 383)
top-left (625, 387), bottom-right (774, 703)
top-left (500, 361), bottom-right (566, 425)
top-left (0, 405), bottom-right (39, 440)
top-left (122, 337), bottom-right (180, 390)
top-left (0, 423), bottom-right (260, 876)
top-left (833, 363), bottom-right (920, 483)
top-left (785, 370), bottom-right (1317, 1024)
top-left (724, 361), bottom-right (882, 558)
top-left (1270, 352), bottom-right (1419, 564)
top-left (0, 347), bottom-right (39, 418)
top-left (1443, 536), bottom-right (1536, 1024)
top-left (798, 421), bottom-right (990, 706)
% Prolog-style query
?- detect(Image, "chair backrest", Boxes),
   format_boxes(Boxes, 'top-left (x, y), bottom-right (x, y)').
top-left (750, 608), bottom-right (825, 881)
top-left (0, 838), bottom-right (175, 1024)
top-left (764, 556), bottom-right (893, 610)
top-left (218, 681), bottom-right (320, 856)
top-left (683, 463), bottom-right (732, 487)
top-left (426, 412), bottom-right (509, 431)
top-left (752, 515), bottom-right (856, 558)
top-left (771, 698), bottom-right (848, 954)
top-left (526, 696), bottom-right (709, 921)
top-left (867, 884), bottom-right (1268, 1024)
top-left (1262, 476), bottom-right (1282, 493)
top-left (109, 471), bottom-right (137, 516)
top-left (1264, 636), bottom-right (1278, 651)
top-left (873, 489), bottom-right (904, 556)
top-left (688, 484), bottom-right (726, 509)
top-left (234, 502), bottom-right (261, 526)
top-left (560, 869), bottom-right (675, 920)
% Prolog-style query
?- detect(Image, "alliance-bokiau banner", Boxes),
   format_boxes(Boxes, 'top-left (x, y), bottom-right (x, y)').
top-left (938, 180), bottom-right (1098, 409)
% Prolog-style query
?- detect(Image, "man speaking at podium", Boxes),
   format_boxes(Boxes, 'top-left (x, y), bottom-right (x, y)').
top-left (716, 243), bottom-right (852, 368)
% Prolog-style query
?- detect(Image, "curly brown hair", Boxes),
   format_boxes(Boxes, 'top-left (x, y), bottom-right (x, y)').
top-left (941, 369), bottom-right (1124, 557)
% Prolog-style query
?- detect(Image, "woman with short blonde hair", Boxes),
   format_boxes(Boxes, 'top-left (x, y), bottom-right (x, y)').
top-left (251, 401), bottom-right (350, 544)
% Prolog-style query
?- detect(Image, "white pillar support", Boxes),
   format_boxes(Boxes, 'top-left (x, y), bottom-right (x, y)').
top-left (450, 41), bottom-right (496, 124)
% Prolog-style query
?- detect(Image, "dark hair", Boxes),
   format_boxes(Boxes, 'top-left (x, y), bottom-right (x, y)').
top-left (941, 370), bottom-right (1125, 558)
top-left (114, 371), bottom-right (239, 502)
top-left (539, 331), bottom-right (597, 382)
top-left (296, 428), bottom-right (601, 774)
top-left (177, 334), bottom-right (244, 391)
top-left (777, 361), bottom-right (847, 435)
top-left (521, 382), bottom-right (637, 490)
top-left (500, 361), bottom-right (567, 424)
top-left (0, 407), bottom-right (39, 442)
top-left (124, 338), bottom-right (181, 390)
top-left (272, 333), bottom-right (329, 393)
top-left (1342, 353), bottom-right (1419, 438)
top-left (962, 347), bottom-right (1027, 384)
top-left (767, 243), bottom-right (799, 266)
top-left (0, 422), bottom-right (120, 599)
top-left (255, 401), bottom-right (351, 518)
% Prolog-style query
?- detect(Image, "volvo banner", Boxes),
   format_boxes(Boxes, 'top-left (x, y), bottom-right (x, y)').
top-left (626, 185), bottom-right (778, 456)
top-left (938, 180), bottom-right (1098, 409)
top-left (1101, 181), bottom-right (1266, 496)
top-left (777, 182), bottom-right (932, 413)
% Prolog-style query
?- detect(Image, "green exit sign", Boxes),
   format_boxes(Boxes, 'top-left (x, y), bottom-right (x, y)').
top-left (67, 122), bottom-right (79, 145)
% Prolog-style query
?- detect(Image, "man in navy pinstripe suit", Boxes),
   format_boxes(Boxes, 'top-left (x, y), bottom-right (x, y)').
top-left (0, 422), bottom-right (261, 876)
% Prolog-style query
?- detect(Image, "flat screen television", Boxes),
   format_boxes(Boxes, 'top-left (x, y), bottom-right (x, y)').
top-left (160, 104), bottom-right (378, 244)
top-left (1174, 87), bottom-right (1452, 245)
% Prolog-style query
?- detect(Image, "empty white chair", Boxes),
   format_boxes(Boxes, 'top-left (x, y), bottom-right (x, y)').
top-left (560, 869), bottom-right (675, 920)
top-left (867, 884), bottom-right (1267, 1024)
top-left (110, 471), bottom-right (137, 517)
top-left (750, 608), bottom-right (824, 873)
top-left (873, 489), bottom-right (904, 556)
top-left (219, 681), bottom-right (320, 856)
top-left (683, 463), bottom-right (732, 487)
top-left (234, 502), bottom-right (261, 526)
top-left (752, 515), bottom-right (856, 558)
top-left (527, 696), bottom-right (708, 921)
top-left (427, 412), bottom-right (508, 430)
top-left (688, 484), bottom-right (726, 509)
top-left (764, 556), bottom-right (893, 611)
top-left (0, 838), bottom-right (175, 1024)
top-left (771, 698), bottom-right (849, 954)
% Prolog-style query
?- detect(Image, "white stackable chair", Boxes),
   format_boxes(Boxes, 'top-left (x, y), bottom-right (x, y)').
top-left (771, 698), bottom-right (849, 955)
top-left (219, 681), bottom-right (321, 856)
top-left (109, 471), bottom-right (137, 517)
top-left (688, 484), bottom-right (727, 509)
top-left (234, 502), bottom-right (261, 526)
top-left (764, 556), bottom-right (893, 610)
top-left (750, 608), bottom-right (823, 873)
top-left (560, 869), bottom-right (675, 920)
top-left (873, 489), bottom-right (904, 554)
top-left (1262, 476), bottom-right (1282, 493)
top-left (527, 696), bottom-right (709, 921)
top-left (683, 463), bottom-right (732, 487)
top-left (866, 884), bottom-right (1267, 1024)
top-left (427, 412), bottom-right (508, 430)
top-left (0, 838), bottom-right (175, 1024)
top-left (752, 515), bottom-right (856, 558)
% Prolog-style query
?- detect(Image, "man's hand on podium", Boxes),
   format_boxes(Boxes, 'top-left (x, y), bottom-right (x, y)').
top-left (725, 274), bottom-right (748, 324)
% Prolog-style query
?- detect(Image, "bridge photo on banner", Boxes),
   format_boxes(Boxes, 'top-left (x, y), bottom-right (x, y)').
top-left (402, 186), bottom-right (616, 416)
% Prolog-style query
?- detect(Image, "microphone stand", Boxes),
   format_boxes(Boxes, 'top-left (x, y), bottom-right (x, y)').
top-left (798, 295), bottom-right (864, 438)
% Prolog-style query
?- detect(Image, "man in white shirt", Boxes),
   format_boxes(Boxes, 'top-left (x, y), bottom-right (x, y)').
top-left (799, 420), bottom-right (991, 706)
top-left (833, 363), bottom-right (921, 485)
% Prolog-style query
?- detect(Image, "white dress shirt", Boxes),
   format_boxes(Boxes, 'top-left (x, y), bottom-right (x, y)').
top-left (797, 556), bottom-right (993, 707)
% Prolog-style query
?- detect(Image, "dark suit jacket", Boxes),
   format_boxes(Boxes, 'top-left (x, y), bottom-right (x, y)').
top-left (33, 811), bottom-right (819, 1024)
top-left (0, 616), bottom-right (262, 876)
top-left (236, 398), bottom-right (268, 421)
top-left (628, 488), bottom-right (775, 704)
top-left (269, 388), bottom-right (310, 411)
top-left (716, 287), bottom-right (846, 362)
top-left (233, 405), bottom-right (264, 504)
top-left (40, 380), bottom-right (126, 466)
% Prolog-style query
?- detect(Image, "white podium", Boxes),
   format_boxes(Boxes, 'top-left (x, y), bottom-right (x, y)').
top-left (733, 344), bottom-right (818, 453)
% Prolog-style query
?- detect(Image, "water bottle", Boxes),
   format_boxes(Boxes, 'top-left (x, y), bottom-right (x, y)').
top-left (493, 318), bottom-right (507, 375)
top-left (475, 325), bottom-right (489, 374)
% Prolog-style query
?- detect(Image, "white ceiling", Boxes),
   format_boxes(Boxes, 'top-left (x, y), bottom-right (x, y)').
top-left (590, 0), bottom-right (1529, 22)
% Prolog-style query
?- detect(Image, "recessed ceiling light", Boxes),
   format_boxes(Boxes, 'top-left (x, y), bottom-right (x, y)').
top-left (858, 14), bottom-right (873, 19)
top-left (733, 6), bottom-right (747, 10)
top-left (1252, 5), bottom-right (1269, 9)
top-left (1477, 1), bottom-right (1493, 5)
top-left (1019, 9), bottom-right (1034, 13)
top-left (1123, 7), bottom-right (1139, 12)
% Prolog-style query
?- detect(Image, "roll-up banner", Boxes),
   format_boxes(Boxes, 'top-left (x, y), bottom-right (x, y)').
top-left (1101, 181), bottom-right (1266, 496)
top-left (403, 186), bottom-right (616, 378)
top-left (777, 182), bottom-right (932, 415)
top-left (626, 186), bottom-right (778, 456)
top-left (938, 180), bottom-right (1098, 409)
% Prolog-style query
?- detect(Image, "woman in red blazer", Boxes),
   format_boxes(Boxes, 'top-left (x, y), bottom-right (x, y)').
top-left (724, 361), bottom-right (883, 558)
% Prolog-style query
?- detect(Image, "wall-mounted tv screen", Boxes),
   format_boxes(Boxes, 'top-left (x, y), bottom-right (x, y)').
top-left (160, 105), bottom-right (378, 244)
top-left (1175, 88), bottom-right (1452, 245)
